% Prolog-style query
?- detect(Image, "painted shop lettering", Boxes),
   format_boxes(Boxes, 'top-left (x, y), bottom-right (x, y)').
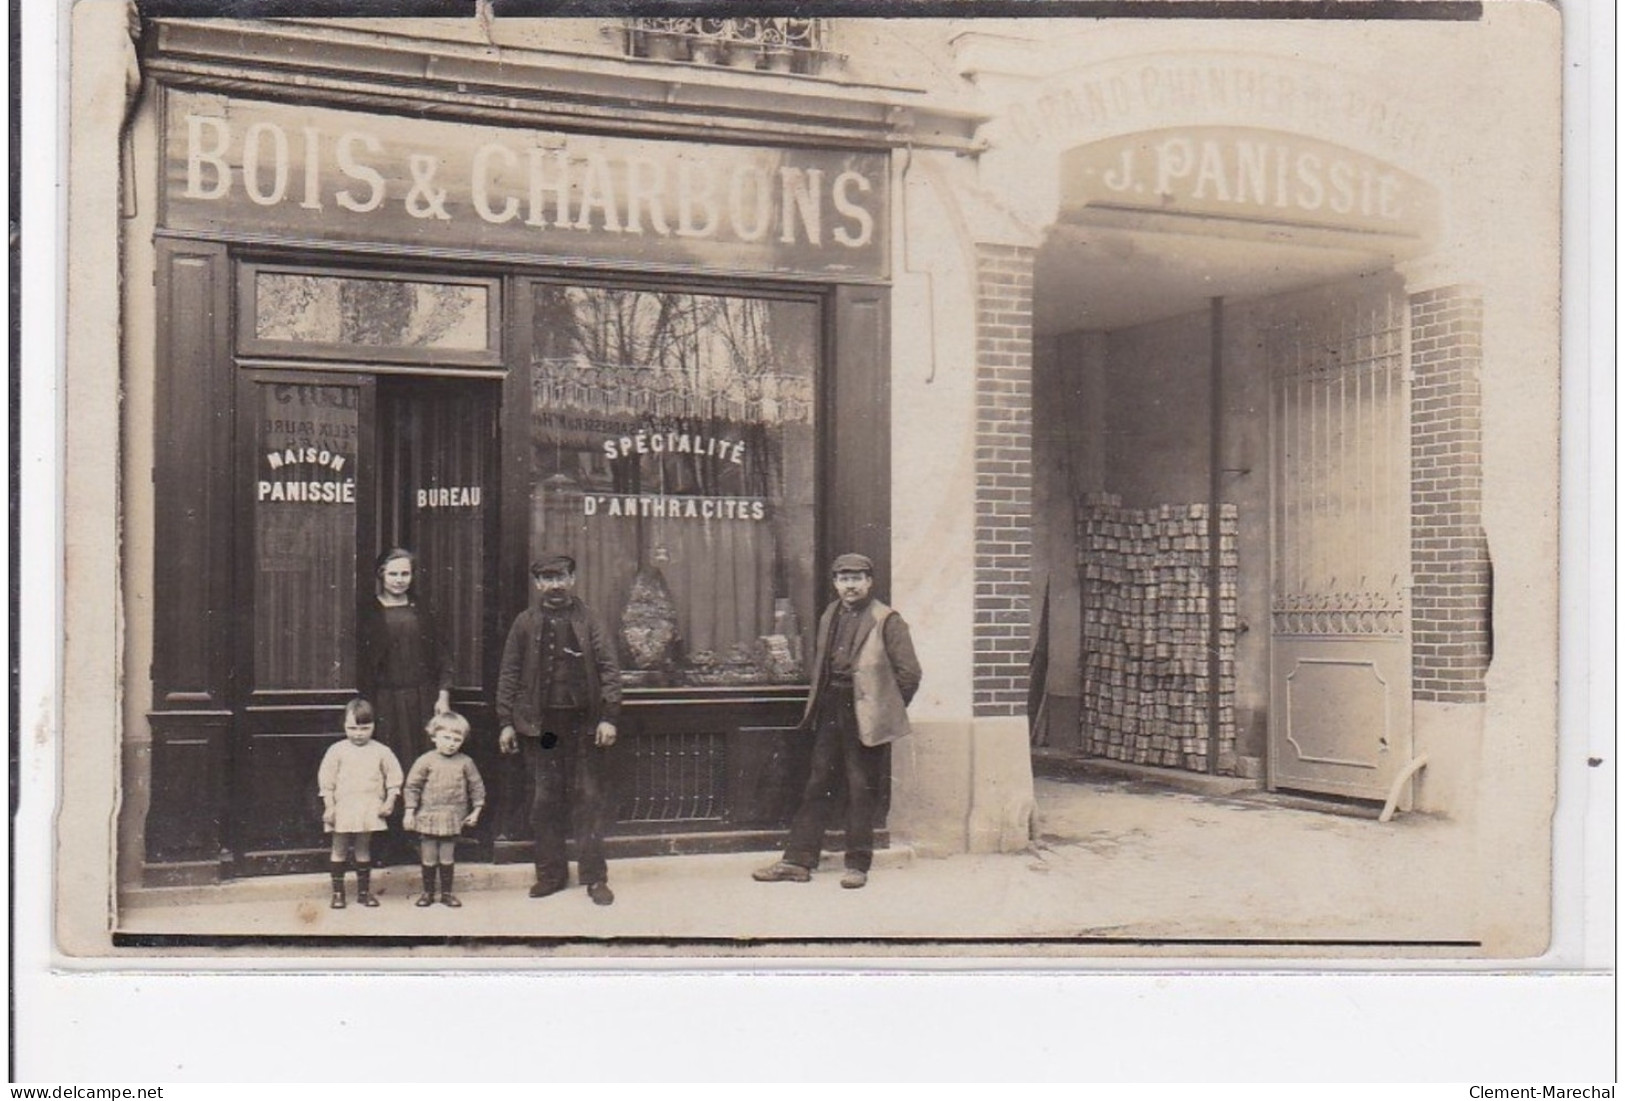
top-left (258, 447), bottom-right (354, 503)
top-left (257, 479), bottom-right (356, 503)
top-left (271, 383), bottom-right (358, 409)
top-left (1098, 136), bottom-right (1404, 221)
top-left (184, 114), bottom-right (876, 248)
top-left (583, 495), bottom-right (767, 521)
top-left (1006, 62), bottom-right (1436, 164)
top-left (265, 447), bottom-right (347, 473)
top-left (602, 431), bottom-right (746, 464)
top-left (417, 486), bottom-right (482, 508)
top-left (262, 419), bottom-right (358, 441)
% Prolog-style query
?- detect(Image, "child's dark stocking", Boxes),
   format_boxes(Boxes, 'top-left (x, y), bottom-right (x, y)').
top-left (355, 861), bottom-right (379, 907)
top-left (329, 859), bottom-right (348, 909)
top-left (439, 863), bottom-right (460, 908)
top-left (416, 834), bottom-right (438, 906)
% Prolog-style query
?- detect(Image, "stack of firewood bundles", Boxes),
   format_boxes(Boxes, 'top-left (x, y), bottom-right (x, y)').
top-left (1079, 494), bottom-right (1238, 772)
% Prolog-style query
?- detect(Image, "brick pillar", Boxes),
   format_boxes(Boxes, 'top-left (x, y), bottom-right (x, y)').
top-left (973, 244), bottom-right (1035, 717)
top-left (1409, 284), bottom-right (1489, 702)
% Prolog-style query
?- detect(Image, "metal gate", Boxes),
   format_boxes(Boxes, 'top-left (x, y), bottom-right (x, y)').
top-left (1268, 278), bottom-right (1412, 802)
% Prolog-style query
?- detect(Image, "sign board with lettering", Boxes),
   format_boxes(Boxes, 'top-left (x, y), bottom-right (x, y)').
top-left (255, 383), bottom-right (359, 507)
top-left (1060, 127), bottom-right (1439, 242)
top-left (163, 91), bottom-right (889, 280)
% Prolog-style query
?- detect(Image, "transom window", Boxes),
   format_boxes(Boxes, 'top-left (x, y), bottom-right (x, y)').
top-left (238, 264), bottom-right (502, 368)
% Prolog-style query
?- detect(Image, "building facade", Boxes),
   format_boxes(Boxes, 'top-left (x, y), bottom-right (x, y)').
top-left (60, 7), bottom-right (1556, 922)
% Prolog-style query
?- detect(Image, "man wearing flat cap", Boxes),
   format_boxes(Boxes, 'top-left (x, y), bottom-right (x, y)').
top-left (754, 552), bottom-right (922, 889)
top-left (496, 554), bottom-right (623, 905)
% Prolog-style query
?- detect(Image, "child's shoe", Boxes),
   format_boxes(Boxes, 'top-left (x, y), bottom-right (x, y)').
top-left (416, 865), bottom-right (436, 906)
top-left (414, 892), bottom-right (435, 907)
top-left (330, 889), bottom-right (347, 909)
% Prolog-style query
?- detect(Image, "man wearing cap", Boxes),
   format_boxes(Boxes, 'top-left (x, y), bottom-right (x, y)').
top-left (496, 554), bottom-right (623, 906)
top-left (754, 552), bottom-right (922, 889)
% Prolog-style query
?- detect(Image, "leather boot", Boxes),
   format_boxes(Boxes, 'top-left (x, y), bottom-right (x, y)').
top-left (356, 862), bottom-right (379, 907)
top-left (439, 864), bottom-right (461, 907)
top-left (415, 865), bottom-right (436, 907)
top-left (329, 860), bottom-right (348, 909)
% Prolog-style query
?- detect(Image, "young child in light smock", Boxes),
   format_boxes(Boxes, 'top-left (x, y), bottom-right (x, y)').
top-left (318, 698), bottom-right (405, 909)
top-left (404, 710), bottom-right (486, 908)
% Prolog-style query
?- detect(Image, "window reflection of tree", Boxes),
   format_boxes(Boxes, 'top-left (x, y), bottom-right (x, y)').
top-left (529, 285), bottom-right (816, 683)
top-left (256, 274), bottom-right (326, 341)
top-left (256, 274), bottom-right (484, 349)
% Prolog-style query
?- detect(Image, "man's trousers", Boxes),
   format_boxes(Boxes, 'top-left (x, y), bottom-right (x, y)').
top-left (782, 685), bottom-right (885, 873)
top-left (522, 711), bottom-right (616, 887)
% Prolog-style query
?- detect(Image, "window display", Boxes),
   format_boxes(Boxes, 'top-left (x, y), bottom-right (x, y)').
top-left (527, 283), bottom-right (818, 687)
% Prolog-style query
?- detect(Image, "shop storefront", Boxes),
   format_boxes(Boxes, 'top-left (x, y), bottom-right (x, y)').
top-left (33, 0), bottom-right (1562, 967)
top-left (130, 17), bottom-right (985, 883)
top-left (73, 14), bottom-right (1554, 917)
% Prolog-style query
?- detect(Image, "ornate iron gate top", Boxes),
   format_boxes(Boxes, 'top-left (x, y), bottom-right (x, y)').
top-left (1269, 284), bottom-right (1409, 639)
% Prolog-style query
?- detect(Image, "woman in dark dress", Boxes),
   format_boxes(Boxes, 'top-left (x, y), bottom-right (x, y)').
top-left (357, 548), bottom-right (453, 781)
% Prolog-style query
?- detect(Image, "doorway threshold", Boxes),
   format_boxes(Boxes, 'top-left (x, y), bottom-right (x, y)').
top-left (1238, 789), bottom-right (1386, 820)
top-left (1030, 747), bottom-right (1261, 799)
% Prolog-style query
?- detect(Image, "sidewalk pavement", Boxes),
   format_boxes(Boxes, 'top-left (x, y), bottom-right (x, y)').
top-left (115, 776), bottom-right (1481, 956)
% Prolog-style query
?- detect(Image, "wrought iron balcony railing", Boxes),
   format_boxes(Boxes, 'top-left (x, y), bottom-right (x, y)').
top-left (624, 18), bottom-right (835, 76)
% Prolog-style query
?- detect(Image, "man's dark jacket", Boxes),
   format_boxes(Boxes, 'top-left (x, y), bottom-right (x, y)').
top-left (495, 597), bottom-right (622, 735)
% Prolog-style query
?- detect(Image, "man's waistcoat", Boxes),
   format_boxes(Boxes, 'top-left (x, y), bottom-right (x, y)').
top-left (806, 599), bottom-right (913, 747)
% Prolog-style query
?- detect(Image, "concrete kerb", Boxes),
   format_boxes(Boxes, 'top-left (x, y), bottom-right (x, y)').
top-left (119, 845), bottom-right (918, 912)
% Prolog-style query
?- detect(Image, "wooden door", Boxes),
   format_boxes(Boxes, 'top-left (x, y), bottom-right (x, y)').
top-left (1268, 279), bottom-right (1413, 803)
top-left (231, 370), bottom-right (374, 874)
top-left (374, 378), bottom-right (502, 859)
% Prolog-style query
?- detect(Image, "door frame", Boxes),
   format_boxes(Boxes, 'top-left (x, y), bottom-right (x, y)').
top-left (371, 374), bottom-right (505, 862)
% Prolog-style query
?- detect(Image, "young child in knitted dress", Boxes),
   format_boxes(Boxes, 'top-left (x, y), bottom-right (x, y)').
top-left (318, 698), bottom-right (404, 909)
top-left (403, 710), bottom-right (486, 907)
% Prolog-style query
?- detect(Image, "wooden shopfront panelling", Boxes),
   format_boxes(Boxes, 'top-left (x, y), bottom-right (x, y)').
top-left (151, 239), bottom-right (234, 708)
top-left (146, 239), bottom-right (235, 876)
top-left (826, 283), bottom-right (891, 596)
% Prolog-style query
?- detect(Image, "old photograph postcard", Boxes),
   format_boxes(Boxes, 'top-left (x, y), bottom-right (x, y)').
top-left (44, 0), bottom-right (1583, 965)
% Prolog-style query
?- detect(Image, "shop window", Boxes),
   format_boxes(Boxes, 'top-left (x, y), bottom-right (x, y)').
top-left (250, 380), bottom-right (359, 690)
top-left (528, 283), bottom-right (818, 688)
top-left (239, 266), bottom-right (501, 368)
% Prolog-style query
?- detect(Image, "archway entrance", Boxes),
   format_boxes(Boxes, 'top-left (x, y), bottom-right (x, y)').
top-left (1029, 127), bottom-right (1436, 802)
